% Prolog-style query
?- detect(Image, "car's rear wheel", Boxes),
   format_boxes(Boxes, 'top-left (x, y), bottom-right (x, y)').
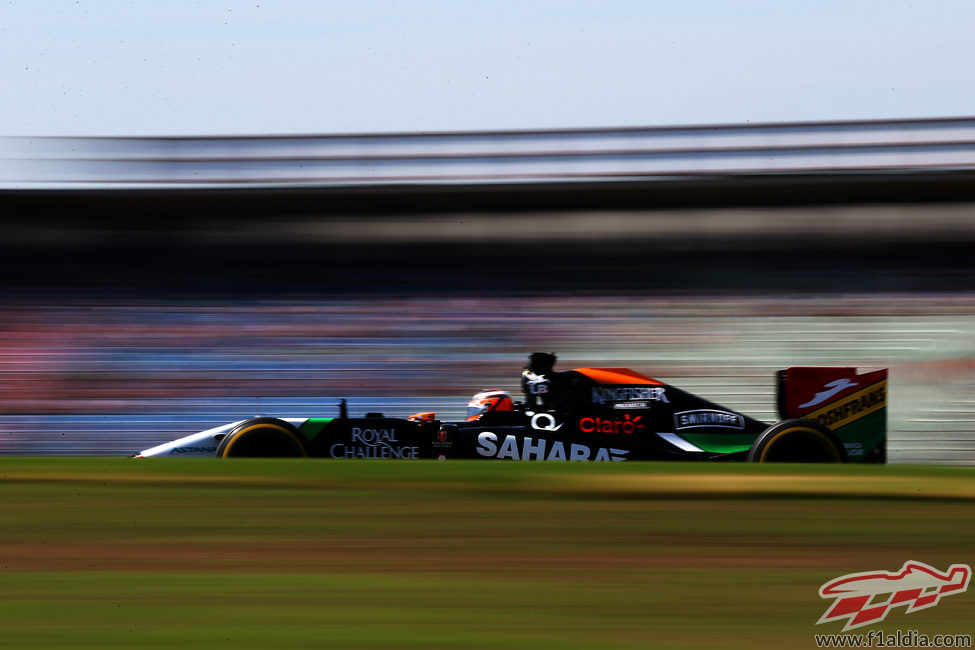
top-left (215, 418), bottom-right (308, 458)
top-left (747, 419), bottom-right (845, 463)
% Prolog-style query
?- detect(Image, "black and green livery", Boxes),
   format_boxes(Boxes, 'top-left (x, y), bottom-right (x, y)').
top-left (138, 365), bottom-right (886, 463)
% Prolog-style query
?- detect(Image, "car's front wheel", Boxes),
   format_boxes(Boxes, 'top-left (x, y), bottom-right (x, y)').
top-left (215, 418), bottom-right (308, 458)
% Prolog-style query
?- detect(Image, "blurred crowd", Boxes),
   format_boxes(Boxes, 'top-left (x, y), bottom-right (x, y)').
top-left (2, 292), bottom-right (975, 461)
top-left (0, 294), bottom-right (969, 403)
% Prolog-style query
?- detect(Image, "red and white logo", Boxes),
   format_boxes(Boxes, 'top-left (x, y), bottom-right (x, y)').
top-left (817, 561), bottom-right (971, 631)
top-left (799, 378), bottom-right (859, 408)
top-left (579, 413), bottom-right (645, 435)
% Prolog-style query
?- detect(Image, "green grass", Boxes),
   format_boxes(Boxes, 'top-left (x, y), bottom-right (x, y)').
top-left (1, 459), bottom-right (974, 648)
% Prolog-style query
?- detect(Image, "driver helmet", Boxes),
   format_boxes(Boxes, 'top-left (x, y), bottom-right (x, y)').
top-left (466, 389), bottom-right (514, 421)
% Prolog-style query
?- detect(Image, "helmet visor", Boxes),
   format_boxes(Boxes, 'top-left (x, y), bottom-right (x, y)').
top-left (467, 400), bottom-right (491, 420)
top-left (466, 390), bottom-right (512, 421)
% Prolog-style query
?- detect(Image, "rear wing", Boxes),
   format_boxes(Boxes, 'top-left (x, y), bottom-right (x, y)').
top-left (776, 367), bottom-right (888, 463)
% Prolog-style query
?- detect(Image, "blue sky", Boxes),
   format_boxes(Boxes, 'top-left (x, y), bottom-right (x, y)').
top-left (2, 1), bottom-right (973, 136)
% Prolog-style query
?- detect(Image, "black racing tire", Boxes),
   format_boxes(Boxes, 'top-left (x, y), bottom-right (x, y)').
top-left (215, 417), bottom-right (308, 458)
top-left (747, 418), bottom-right (846, 463)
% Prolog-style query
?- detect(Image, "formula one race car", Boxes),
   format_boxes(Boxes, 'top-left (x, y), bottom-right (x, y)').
top-left (134, 361), bottom-right (887, 463)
